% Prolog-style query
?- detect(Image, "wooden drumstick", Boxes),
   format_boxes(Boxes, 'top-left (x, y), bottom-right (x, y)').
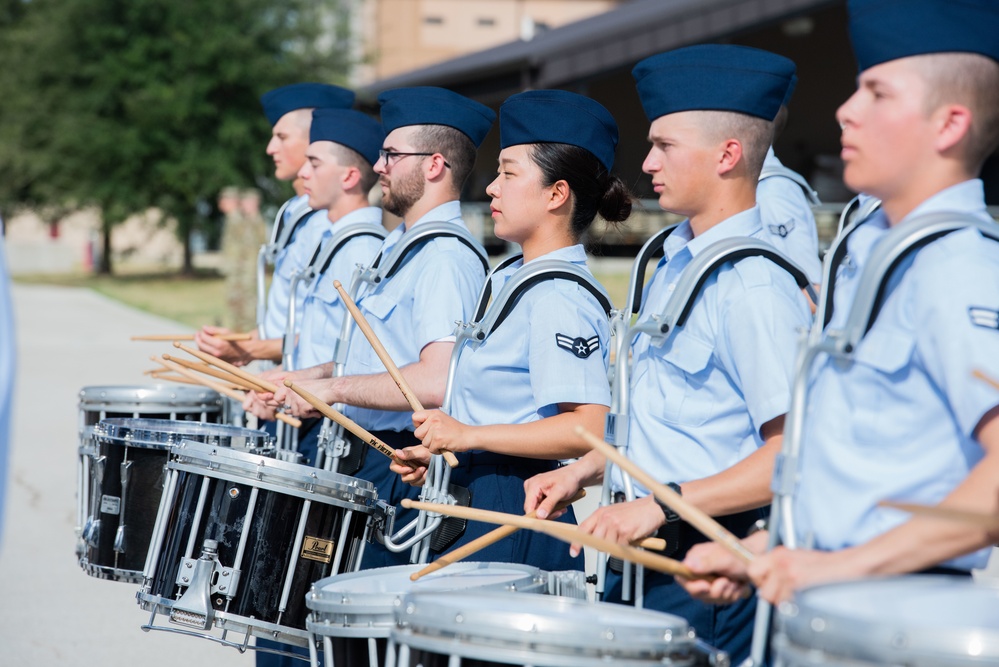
top-left (284, 380), bottom-right (419, 469)
top-left (161, 354), bottom-right (262, 391)
top-left (148, 371), bottom-right (202, 386)
top-left (132, 333), bottom-right (252, 341)
top-left (973, 368), bottom-right (999, 392)
top-left (173, 342), bottom-right (272, 393)
top-left (333, 280), bottom-right (460, 468)
top-left (402, 499), bottom-right (709, 580)
top-left (880, 500), bottom-right (999, 531)
top-left (575, 426), bottom-right (756, 564)
top-left (157, 356), bottom-right (301, 428)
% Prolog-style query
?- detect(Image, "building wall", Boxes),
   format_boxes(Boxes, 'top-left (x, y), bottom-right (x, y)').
top-left (357, 0), bottom-right (621, 84)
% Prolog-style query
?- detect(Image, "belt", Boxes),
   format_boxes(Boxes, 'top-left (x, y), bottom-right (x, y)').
top-left (461, 451), bottom-right (559, 473)
top-left (914, 565), bottom-right (971, 577)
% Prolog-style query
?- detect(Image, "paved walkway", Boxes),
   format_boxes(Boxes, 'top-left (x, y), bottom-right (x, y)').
top-left (1, 284), bottom-right (246, 666)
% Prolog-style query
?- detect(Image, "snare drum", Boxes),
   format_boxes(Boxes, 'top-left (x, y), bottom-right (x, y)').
top-left (307, 562), bottom-right (549, 667)
top-left (388, 591), bottom-right (718, 667)
top-left (80, 419), bottom-right (274, 582)
top-left (774, 575), bottom-right (999, 666)
top-left (138, 439), bottom-right (383, 653)
top-left (77, 385), bottom-right (224, 556)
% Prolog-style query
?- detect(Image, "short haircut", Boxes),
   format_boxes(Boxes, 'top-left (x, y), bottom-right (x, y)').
top-left (772, 105), bottom-right (790, 142)
top-left (693, 110), bottom-right (774, 180)
top-left (410, 124), bottom-right (478, 191)
top-left (914, 52), bottom-right (999, 174)
top-left (327, 143), bottom-right (379, 193)
top-left (290, 107), bottom-right (314, 130)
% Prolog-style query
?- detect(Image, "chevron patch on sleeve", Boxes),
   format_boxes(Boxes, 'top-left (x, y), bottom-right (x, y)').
top-left (555, 333), bottom-right (600, 359)
top-left (969, 306), bottom-right (999, 330)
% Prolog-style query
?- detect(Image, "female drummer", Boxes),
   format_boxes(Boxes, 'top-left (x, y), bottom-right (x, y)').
top-left (392, 89), bottom-right (631, 571)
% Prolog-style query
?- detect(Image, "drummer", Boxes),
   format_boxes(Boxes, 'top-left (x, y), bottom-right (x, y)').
top-left (242, 108), bottom-right (386, 467)
top-left (390, 90), bottom-right (631, 571)
top-left (680, 0), bottom-right (999, 604)
top-left (271, 87), bottom-right (494, 568)
top-left (194, 83), bottom-right (355, 365)
top-left (522, 45), bottom-right (813, 663)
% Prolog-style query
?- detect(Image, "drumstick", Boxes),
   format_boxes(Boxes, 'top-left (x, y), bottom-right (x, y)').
top-left (973, 368), bottom-right (999, 392)
top-left (157, 356), bottom-right (301, 429)
top-left (333, 280), bottom-right (460, 468)
top-left (283, 380), bottom-right (418, 469)
top-left (161, 354), bottom-right (262, 391)
top-left (151, 357), bottom-right (243, 392)
top-left (173, 342), bottom-right (272, 393)
top-left (880, 500), bottom-right (999, 531)
top-left (402, 499), bottom-right (708, 580)
top-left (132, 333), bottom-right (252, 341)
top-left (575, 426), bottom-right (756, 564)
top-left (148, 371), bottom-right (202, 386)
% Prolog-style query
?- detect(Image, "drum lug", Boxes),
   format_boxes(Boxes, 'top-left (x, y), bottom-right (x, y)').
top-left (170, 539), bottom-right (221, 630)
top-left (83, 517), bottom-right (100, 548)
top-left (114, 460), bottom-right (133, 555)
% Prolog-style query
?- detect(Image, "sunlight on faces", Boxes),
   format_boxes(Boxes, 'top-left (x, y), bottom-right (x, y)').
top-left (266, 108), bottom-right (311, 181)
top-left (374, 126), bottom-right (426, 218)
top-left (299, 141), bottom-right (345, 210)
top-left (485, 144), bottom-right (553, 245)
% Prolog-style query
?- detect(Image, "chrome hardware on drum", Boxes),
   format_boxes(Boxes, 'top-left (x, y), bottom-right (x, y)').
top-left (76, 384), bottom-right (225, 560)
top-left (388, 590), bottom-right (727, 667)
top-left (137, 439), bottom-right (383, 654)
top-left (306, 562), bottom-right (549, 667)
top-left (774, 575), bottom-right (999, 667)
top-left (80, 419), bottom-right (274, 583)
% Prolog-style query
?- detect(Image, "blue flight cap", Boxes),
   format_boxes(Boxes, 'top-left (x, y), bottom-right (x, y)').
top-left (310, 109), bottom-right (385, 167)
top-left (499, 90), bottom-right (619, 172)
top-left (848, 0), bottom-right (999, 72)
top-left (377, 87), bottom-right (496, 147)
top-left (782, 74), bottom-right (798, 108)
top-left (260, 83), bottom-right (355, 126)
top-left (632, 45), bottom-right (797, 122)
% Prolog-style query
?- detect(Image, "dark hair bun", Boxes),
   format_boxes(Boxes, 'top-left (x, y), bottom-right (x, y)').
top-left (598, 176), bottom-right (633, 223)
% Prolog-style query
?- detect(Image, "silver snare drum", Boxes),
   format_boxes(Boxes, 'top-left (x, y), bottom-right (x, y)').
top-left (306, 562), bottom-right (549, 667)
top-left (388, 590), bottom-right (716, 667)
top-left (138, 439), bottom-right (383, 654)
top-left (775, 575), bottom-right (999, 666)
top-left (80, 418), bottom-right (274, 582)
top-left (76, 384), bottom-right (224, 557)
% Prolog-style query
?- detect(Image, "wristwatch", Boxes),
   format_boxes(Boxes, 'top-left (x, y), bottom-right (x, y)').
top-left (653, 482), bottom-right (682, 557)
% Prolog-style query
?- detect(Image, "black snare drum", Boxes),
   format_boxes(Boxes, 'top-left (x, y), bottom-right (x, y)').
top-left (137, 439), bottom-right (383, 652)
top-left (80, 419), bottom-right (273, 582)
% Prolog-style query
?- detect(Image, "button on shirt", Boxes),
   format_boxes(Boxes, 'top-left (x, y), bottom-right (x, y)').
top-left (610, 207), bottom-right (812, 495)
top-left (343, 201), bottom-right (486, 432)
top-left (293, 207), bottom-right (384, 370)
top-left (793, 180), bottom-right (999, 570)
top-left (262, 194), bottom-right (331, 339)
top-left (758, 148), bottom-right (822, 285)
top-left (449, 245), bottom-right (611, 427)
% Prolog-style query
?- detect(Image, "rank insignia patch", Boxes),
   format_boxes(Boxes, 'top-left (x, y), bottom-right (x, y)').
top-left (969, 306), bottom-right (999, 330)
top-left (555, 333), bottom-right (600, 359)
top-left (767, 219), bottom-right (795, 238)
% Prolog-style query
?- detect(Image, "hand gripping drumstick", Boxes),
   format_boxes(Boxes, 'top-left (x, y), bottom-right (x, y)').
top-left (284, 380), bottom-right (419, 470)
top-left (402, 499), bottom-right (708, 580)
top-left (156, 356), bottom-right (300, 429)
top-left (879, 500), bottom-right (999, 531)
top-left (132, 333), bottom-right (252, 342)
top-left (173, 342), bottom-right (302, 428)
top-left (575, 426), bottom-right (757, 564)
top-left (333, 280), bottom-right (460, 468)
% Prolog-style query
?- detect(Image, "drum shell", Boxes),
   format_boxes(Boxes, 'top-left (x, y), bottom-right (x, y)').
top-left (774, 575), bottom-right (999, 667)
top-left (389, 590), bottom-right (703, 667)
top-left (80, 419), bottom-right (273, 582)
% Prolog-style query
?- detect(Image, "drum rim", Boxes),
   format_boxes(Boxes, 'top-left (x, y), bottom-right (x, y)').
top-left (79, 384), bottom-right (223, 408)
top-left (777, 575), bottom-right (999, 662)
top-left (94, 418), bottom-right (274, 452)
top-left (393, 589), bottom-right (694, 658)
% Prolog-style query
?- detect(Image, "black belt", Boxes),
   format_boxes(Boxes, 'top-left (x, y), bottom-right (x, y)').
top-left (460, 451), bottom-right (559, 474)
top-left (914, 565), bottom-right (971, 577)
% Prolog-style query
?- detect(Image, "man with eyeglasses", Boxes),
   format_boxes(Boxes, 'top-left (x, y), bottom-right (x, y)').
top-left (272, 86), bottom-right (495, 568)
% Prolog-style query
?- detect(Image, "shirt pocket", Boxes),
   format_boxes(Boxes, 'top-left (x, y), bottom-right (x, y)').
top-left (848, 326), bottom-right (918, 444)
top-left (656, 333), bottom-right (716, 427)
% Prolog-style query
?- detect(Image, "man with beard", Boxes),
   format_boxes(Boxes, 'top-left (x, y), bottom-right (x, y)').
top-left (269, 87), bottom-right (495, 568)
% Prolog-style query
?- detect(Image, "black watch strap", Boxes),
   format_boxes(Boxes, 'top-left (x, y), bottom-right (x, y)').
top-left (654, 482), bottom-right (682, 557)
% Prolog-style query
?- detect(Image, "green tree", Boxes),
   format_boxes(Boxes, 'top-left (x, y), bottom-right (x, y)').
top-left (0, 0), bottom-right (352, 273)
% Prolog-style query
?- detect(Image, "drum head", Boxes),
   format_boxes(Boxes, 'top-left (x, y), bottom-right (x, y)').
top-left (777, 575), bottom-right (999, 666)
top-left (94, 418), bottom-right (274, 452)
top-left (308, 562), bottom-right (547, 638)
top-left (394, 590), bottom-right (697, 667)
top-left (79, 384), bottom-right (222, 411)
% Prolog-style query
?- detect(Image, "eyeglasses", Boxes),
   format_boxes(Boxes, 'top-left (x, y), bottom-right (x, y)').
top-left (377, 149), bottom-right (451, 169)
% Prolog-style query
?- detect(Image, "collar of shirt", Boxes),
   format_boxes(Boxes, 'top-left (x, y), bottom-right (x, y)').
top-left (405, 199), bottom-right (464, 231)
top-left (662, 205), bottom-right (764, 263)
top-left (332, 205), bottom-right (383, 228)
top-left (900, 178), bottom-right (988, 222)
top-left (763, 145), bottom-right (778, 167)
top-left (491, 243), bottom-right (589, 293)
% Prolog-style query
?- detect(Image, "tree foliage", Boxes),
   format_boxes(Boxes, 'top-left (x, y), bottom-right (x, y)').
top-left (0, 0), bottom-right (352, 272)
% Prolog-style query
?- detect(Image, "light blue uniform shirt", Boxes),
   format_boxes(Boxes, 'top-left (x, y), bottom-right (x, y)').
top-left (793, 180), bottom-right (999, 570)
top-left (758, 148), bottom-right (822, 285)
top-left (610, 207), bottom-right (812, 495)
top-left (293, 207), bottom-right (384, 370)
top-left (343, 201), bottom-right (486, 432)
top-left (262, 194), bottom-right (330, 339)
top-left (449, 245), bottom-right (611, 427)
top-left (0, 236), bottom-right (14, 544)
